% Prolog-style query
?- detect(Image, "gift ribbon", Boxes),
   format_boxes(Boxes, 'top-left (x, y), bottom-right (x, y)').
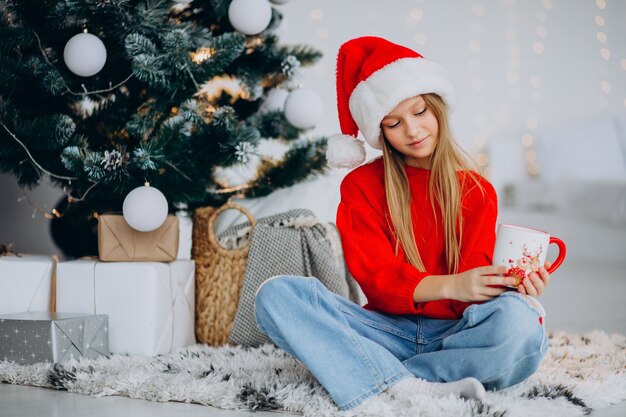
top-left (168, 266), bottom-right (175, 353)
top-left (163, 263), bottom-right (194, 354)
top-left (2, 253), bottom-right (58, 313)
top-left (50, 255), bottom-right (59, 312)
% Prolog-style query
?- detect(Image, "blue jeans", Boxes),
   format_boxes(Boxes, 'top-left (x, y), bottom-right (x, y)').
top-left (254, 276), bottom-right (549, 410)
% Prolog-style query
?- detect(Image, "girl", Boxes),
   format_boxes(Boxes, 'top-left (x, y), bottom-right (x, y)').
top-left (255, 36), bottom-right (551, 411)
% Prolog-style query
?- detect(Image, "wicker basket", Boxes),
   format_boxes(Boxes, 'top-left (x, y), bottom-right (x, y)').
top-left (192, 202), bottom-right (256, 346)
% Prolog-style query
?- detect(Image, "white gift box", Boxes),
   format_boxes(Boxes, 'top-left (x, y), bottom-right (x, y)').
top-left (56, 259), bottom-right (195, 356)
top-left (0, 255), bottom-right (55, 314)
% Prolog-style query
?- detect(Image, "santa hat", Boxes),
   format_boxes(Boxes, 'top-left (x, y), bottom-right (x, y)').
top-left (326, 36), bottom-right (455, 169)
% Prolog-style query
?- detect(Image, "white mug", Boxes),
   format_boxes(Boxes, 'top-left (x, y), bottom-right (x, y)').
top-left (492, 224), bottom-right (567, 286)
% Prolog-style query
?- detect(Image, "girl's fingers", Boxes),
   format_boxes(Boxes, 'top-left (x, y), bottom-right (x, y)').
top-left (529, 272), bottom-right (545, 295)
top-left (517, 283), bottom-right (527, 295)
top-left (484, 286), bottom-right (509, 297)
top-left (539, 267), bottom-right (551, 287)
top-left (522, 277), bottom-right (538, 296)
top-left (487, 275), bottom-right (517, 287)
top-left (478, 265), bottom-right (508, 276)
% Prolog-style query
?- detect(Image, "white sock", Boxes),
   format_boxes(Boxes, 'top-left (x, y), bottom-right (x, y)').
top-left (388, 376), bottom-right (486, 401)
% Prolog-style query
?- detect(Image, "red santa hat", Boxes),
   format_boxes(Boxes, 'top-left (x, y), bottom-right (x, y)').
top-left (326, 36), bottom-right (456, 169)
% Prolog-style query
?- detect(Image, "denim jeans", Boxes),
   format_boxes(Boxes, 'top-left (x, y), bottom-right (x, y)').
top-left (254, 275), bottom-right (549, 410)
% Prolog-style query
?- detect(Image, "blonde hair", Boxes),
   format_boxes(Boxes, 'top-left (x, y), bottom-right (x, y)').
top-left (382, 93), bottom-right (483, 274)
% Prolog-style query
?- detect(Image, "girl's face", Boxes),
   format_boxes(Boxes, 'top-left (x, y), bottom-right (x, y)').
top-left (381, 95), bottom-right (439, 169)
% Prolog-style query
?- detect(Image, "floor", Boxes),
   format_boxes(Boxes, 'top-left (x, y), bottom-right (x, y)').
top-left (2, 257), bottom-right (625, 416)
top-left (0, 384), bottom-right (283, 417)
top-left (0, 387), bottom-right (603, 417)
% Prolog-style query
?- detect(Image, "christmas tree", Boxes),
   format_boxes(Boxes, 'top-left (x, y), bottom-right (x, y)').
top-left (0, 0), bottom-right (327, 256)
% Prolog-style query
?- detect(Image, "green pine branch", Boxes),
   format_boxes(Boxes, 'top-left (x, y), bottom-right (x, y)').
top-left (246, 137), bottom-right (327, 198)
top-left (279, 44), bottom-right (323, 66)
top-left (14, 113), bottom-right (76, 151)
top-left (0, 0), bottom-right (329, 238)
top-left (251, 110), bottom-right (300, 140)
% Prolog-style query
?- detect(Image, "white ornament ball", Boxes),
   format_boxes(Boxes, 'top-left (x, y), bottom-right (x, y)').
top-left (228, 0), bottom-right (272, 35)
top-left (63, 32), bottom-right (107, 77)
top-left (269, 0), bottom-right (290, 4)
top-left (260, 88), bottom-right (289, 113)
top-left (284, 88), bottom-right (323, 129)
top-left (122, 184), bottom-right (168, 232)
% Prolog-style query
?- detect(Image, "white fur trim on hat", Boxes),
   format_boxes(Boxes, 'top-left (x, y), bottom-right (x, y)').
top-left (348, 57), bottom-right (455, 150)
top-left (326, 134), bottom-right (366, 169)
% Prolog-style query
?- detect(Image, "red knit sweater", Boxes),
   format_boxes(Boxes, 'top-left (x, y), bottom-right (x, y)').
top-left (336, 158), bottom-right (498, 319)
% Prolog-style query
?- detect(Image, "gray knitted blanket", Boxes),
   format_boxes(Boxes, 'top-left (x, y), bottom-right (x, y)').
top-left (217, 209), bottom-right (363, 347)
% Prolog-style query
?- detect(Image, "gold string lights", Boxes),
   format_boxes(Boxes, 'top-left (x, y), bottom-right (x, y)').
top-left (500, 0), bottom-right (520, 128)
top-left (309, 3), bottom-right (330, 78)
top-left (594, 0), bottom-right (613, 110)
top-left (191, 47), bottom-right (216, 64)
top-left (310, 8), bottom-right (330, 40)
top-left (467, 2), bottom-right (490, 176)
top-left (408, 1), bottom-right (426, 48)
top-left (520, 0), bottom-right (552, 178)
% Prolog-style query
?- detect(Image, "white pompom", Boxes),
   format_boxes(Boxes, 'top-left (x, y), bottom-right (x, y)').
top-left (63, 32), bottom-right (107, 77)
top-left (326, 134), bottom-right (366, 169)
top-left (122, 183), bottom-right (168, 232)
top-left (228, 0), bottom-right (272, 35)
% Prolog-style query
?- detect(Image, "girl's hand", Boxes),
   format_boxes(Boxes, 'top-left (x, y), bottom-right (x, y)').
top-left (448, 265), bottom-right (517, 302)
top-left (517, 261), bottom-right (552, 297)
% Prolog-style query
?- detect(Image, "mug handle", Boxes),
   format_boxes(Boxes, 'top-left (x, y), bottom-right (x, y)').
top-left (546, 237), bottom-right (566, 273)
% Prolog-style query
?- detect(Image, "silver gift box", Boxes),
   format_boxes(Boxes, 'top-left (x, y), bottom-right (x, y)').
top-left (0, 312), bottom-right (109, 364)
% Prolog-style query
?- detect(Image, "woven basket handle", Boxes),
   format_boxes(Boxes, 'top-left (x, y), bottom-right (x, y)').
top-left (206, 202), bottom-right (257, 256)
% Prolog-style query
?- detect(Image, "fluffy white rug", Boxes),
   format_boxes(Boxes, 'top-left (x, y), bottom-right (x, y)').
top-left (1, 331), bottom-right (625, 417)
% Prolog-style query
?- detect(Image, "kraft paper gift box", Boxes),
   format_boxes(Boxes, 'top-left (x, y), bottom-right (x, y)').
top-left (56, 259), bottom-right (195, 356)
top-left (98, 214), bottom-right (179, 262)
top-left (0, 312), bottom-right (109, 365)
top-left (0, 255), bottom-right (55, 315)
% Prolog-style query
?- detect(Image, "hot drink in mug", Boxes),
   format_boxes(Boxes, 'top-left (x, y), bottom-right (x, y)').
top-left (492, 224), bottom-right (567, 286)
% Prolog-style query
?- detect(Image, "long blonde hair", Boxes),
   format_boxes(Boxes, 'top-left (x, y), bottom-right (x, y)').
top-left (382, 93), bottom-right (483, 274)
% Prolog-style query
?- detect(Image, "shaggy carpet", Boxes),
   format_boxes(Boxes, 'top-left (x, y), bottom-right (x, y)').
top-left (1, 330), bottom-right (625, 417)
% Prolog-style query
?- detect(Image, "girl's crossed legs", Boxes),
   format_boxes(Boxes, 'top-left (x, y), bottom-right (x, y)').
top-left (255, 275), bottom-right (547, 410)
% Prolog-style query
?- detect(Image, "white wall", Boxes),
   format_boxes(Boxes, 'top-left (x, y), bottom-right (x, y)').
top-left (276, 0), bottom-right (626, 167)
